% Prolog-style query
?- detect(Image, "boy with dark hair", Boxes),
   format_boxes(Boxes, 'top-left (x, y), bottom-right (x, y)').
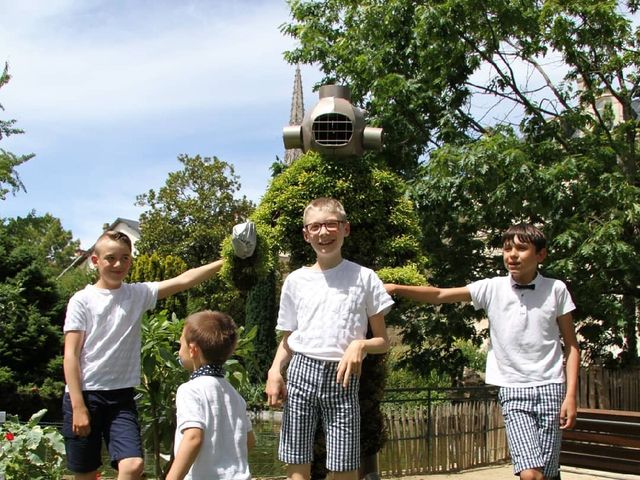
top-left (385, 223), bottom-right (579, 480)
top-left (265, 197), bottom-right (394, 480)
top-left (166, 310), bottom-right (255, 480)
top-left (63, 230), bottom-right (224, 480)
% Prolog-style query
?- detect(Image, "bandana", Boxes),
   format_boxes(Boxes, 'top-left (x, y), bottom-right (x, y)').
top-left (190, 364), bottom-right (225, 380)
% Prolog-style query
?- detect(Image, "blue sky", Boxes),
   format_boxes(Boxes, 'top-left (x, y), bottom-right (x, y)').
top-left (1, 0), bottom-right (321, 248)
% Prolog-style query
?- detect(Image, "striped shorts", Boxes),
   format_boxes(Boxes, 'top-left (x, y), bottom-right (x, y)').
top-left (279, 354), bottom-right (360, 472)
top-left (498, 383), bottom-right (565, 477)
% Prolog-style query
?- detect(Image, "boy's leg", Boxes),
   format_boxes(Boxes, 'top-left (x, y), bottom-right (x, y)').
top-left (331, 471), bottom-right (358, 480)
top-left (279, 355), bottom-right (321, 467)
top-left (62, 391), bottom-right (105, 477)
top-left (103, 388), bottom-right (145, 479)
top-left (499, 387), bottom-right (545, 477)
top-left (321, 363), bottom-right (360, 475)
top-left (287, 463), bottom-right (311, 480)
top-left (499, 384), bottom-right (564, 479)
top-left (536, 384), bottom-right (565, 479)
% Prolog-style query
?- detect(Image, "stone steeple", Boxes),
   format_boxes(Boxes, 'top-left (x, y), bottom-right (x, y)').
top-left (284, 65), bottom-right (305, 165)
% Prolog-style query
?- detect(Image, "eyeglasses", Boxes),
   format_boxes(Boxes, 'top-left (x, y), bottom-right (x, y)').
top-left (304, 221), bottom-right (344, 234)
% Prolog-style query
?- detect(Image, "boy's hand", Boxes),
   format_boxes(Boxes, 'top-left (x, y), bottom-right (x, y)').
top-left (265, 369), bottom-right (287, 408)
top-left (337, 340), bottom-right (365, 388)
top-left (560, 395), bottom-right (577, 429)
top-left (72, 405), bottom-right (91, 437)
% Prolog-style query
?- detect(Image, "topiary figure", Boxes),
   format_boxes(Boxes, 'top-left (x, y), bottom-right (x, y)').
top-left (221, 151), bottom-right (425, 478)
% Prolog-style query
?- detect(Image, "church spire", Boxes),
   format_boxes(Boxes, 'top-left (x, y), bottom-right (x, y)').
top-left (284, 65), bottom-right (305, 165)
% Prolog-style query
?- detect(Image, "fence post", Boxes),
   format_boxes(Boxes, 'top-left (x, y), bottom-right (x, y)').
top-left (426, 389), bottom-right (432, 472)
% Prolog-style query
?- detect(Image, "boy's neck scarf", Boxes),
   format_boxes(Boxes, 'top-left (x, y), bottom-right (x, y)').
top-left (190, 364), bottom-right (225, 380)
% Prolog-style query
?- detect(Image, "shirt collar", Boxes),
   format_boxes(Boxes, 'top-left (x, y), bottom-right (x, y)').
top-left (190, 363), bottom-right (225, 380)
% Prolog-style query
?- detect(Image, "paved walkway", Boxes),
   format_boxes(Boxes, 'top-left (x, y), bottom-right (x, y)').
top-left (394, 464), bottom-right (640, 480)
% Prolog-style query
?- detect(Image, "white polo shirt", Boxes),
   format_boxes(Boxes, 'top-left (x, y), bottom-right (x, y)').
top-left (468, 274), bottom-right (575, 388)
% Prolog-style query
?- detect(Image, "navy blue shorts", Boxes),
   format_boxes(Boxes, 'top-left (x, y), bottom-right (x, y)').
top-left (62, 388), bottom-right (143, 473)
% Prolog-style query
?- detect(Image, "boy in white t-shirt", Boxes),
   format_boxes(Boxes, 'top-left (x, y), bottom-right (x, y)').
top-left (385, 223), bottom-right (579, 480)
top-left (265, 197), bottom-right (394, 480)
top-left (166, 310), bottom-right (255, 480)
top-left (63, 230), bottom-right (224, 480)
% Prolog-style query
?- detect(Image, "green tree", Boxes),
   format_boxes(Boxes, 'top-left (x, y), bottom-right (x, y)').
top-left (4, 212), bottom-right (80, 276)
top-left (130, 253), bottom-right (189, 318)
top-left (1, 62), bottom-right (34, 200)
top-left (0, 219), bottom-right (67, 420)
top-left (282, 0), bottom-right (640, 368)
top-left (135, 154), bottom-right (255, 320)
top-left (136, 155), bottom-right (254, 266)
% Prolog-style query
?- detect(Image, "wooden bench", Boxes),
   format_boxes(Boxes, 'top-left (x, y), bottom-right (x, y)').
top-left (560, 408), bottom-right (640, 475)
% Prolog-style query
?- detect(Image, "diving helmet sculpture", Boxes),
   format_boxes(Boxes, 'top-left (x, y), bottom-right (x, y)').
top-left (283, 85), bottom-right (383, 156)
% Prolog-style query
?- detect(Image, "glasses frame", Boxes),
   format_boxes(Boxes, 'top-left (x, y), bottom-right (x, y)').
top-left (304, 220), bottom-right (345, 234)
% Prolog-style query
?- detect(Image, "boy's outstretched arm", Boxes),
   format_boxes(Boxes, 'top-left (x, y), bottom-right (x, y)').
top-left (265, 332), bottom-right (293, 408)
top-left (558, 312), bottom-right (580, 430)
top-left (165, 427), bottom-right (204, 480)
top-left (157, 259), bottom-right (224, 300)
top-left (384, 284), bottom-right (472, 305)
top-left (337, 312), bottom-right (389, 387)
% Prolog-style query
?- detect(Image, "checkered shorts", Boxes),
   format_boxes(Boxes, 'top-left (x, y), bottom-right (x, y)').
top-left (498, 383), bottom-right (565, 477)
top-left (279, 354), bottom-right (360, 472)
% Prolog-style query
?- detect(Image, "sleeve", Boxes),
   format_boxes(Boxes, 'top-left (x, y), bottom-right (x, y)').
top-left (467, 278), bottom-right (490, 311)
top-left (276, 275), bottom-right (297, 332)
top-left (175, 383), bottom-right (206, 433)
top-left (63, 293), bottom-right (88, 332)
top-left (367, 270), bottom-right (394, 316)
top-left (555, 280), bottom-right (576, 316)
top-left (138, 282), bottom-right (159, 312)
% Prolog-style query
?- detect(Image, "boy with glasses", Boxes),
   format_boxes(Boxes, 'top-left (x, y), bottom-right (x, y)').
top-left (265, 197), bottom-right (394, 480)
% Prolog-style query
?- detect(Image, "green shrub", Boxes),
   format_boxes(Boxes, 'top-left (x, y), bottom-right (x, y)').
top-left (0, 409), bottom-right (65, 480)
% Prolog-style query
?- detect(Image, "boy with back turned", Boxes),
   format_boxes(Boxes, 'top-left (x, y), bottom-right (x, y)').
top-left (385, 223), bottom-right (579, 480)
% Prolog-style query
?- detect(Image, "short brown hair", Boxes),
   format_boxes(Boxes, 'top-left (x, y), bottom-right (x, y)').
top-left (303, 197), bottom-right (347, 225)
top-left (94, 230), bottom-right (132, 255)
top-left (183, 310), bottom-right (237, 365)
top-left (502, 223), bottom-right (546, 252)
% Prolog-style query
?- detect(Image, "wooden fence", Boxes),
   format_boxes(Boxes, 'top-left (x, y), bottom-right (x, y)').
top-left (378, 388), bottom-right (509, 476)
top-left (378, 366), bottom-right (640, 476)
top-left (577, 366), bottom-right (640, 410)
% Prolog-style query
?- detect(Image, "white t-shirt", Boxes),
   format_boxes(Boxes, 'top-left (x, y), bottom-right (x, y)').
top-left (174, 376), bottom-right (252, 480)
top-left (468, 274), bottom-right (575, 387)
top-left (63, 282), bottom-right (158, 390)
top-left (277, 259), bottom-right (394, 361)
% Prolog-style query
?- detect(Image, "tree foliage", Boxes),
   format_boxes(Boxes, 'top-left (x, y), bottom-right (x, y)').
top-left (0, 217), bottom-right (72, 419)
top-left (0, 62), bottom-right (34, 200)
top-left (135, 154), bottom-right (255, 320)
top-left (136, 155), bottom-right (255, 267)
top-left (283, 0), bottom-right (640, 369)
top-left (130, 253), bottom-right (189, 318)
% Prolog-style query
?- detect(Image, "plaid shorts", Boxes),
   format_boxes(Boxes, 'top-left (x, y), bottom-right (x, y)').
top-left (498, 383), bottom-right (565, 477)
top-left (279, 354), bottom-right (360, 472)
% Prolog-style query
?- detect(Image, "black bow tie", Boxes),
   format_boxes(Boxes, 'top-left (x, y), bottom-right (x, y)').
top-left (514, 283), bottom-right (535, 290)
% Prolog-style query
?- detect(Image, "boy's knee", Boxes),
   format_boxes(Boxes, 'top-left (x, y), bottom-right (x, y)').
top-left (519, 468), bottom-right (544, 480)
top-left (117, 456), bottom-right (144, 477)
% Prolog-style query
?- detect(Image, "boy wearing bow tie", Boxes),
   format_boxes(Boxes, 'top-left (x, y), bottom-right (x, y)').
top-left (384, 223), bottom-right (579, 480)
